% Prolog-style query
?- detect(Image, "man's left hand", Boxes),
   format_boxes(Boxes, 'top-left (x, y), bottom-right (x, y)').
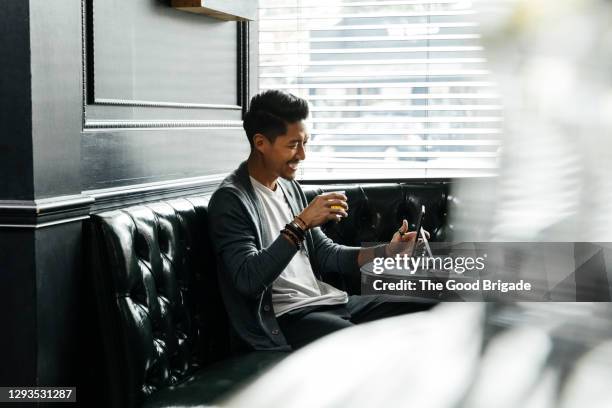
top-left (387, 219), bottom-right (430, 256)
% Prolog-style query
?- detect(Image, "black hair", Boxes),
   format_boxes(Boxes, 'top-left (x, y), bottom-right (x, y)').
top-left (243, 90), bottom-right (309, 149)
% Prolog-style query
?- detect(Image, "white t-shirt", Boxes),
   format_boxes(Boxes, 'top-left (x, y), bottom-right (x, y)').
top-left (250, 176), bottom-right (348, 316)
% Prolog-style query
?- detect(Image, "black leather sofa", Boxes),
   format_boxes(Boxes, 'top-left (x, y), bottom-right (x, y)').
top-left (86, 182), bottom-right (450, 407)
top-left (87, 197), bottom-right (288, 408)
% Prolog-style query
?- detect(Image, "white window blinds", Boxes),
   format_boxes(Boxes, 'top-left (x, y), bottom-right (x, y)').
top-left (258, 0), bottom-right (501, 179)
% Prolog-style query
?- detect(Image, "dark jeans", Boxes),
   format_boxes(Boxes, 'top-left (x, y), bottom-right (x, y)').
top-left (277, 295), bottom-right (437, 349)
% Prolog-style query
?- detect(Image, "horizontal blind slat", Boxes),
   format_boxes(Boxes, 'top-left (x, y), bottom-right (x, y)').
top-left (261, 11), bottom-right (476, 20)
top-left (306, 93), bottom-right (500, 100)
top-left (260, 58), bottom-right (487, 66)
top-left (302, 162), bottom-right (498, 169)
top-left (260, 70), bottom-right (490, 78)
top-left (259, 22), bottom-right (478, 32)
top-left (260, 46), bottom-right (484, 54)
top-left (261, 81), bottom-right (495, 89)
top-left (259, 35), bottom-right (481, 43)
top-left (259, 1), bottom-right (473, 9)
top-left (309, 129), bottom-right (501, 135)
top-left (309, 140), bottom-right (501, 146)
top-left (309, 152), bottom-right (498, 158)
top-left (310, 105), bottom-right (502, 111)
top-left (308, 117), bottom-right (502, 123)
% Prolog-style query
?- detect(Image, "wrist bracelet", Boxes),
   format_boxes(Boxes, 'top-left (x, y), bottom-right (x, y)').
top-left (285, 227), bottom-right (301, 242)
top-left (295, 215), bottom-right (308, 230)
top-left (286, 222), bottom-right (305, 241)
top-left (290, 220), bottom-right (305, 234)
top-left (281, 229), bottom-right (300, 249)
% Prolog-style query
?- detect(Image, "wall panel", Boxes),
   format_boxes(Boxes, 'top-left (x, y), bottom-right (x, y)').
top-left (92, 0), bottom-right (239, 107)
top-left (81, 127), bottom-right (248, 190)
top-left (80, 0), bottom-right (254, 190)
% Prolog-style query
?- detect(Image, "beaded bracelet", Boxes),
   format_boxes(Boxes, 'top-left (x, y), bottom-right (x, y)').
top-left (285, 226), bottom-right (302, 242)
top-left (281, 228), bottom-right (300, 249)
top-left (285, 221), bottom-right (305, 241)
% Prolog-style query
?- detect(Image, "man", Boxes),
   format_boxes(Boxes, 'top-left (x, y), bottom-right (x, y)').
top-left (208, 90), bottom-right (434, 350)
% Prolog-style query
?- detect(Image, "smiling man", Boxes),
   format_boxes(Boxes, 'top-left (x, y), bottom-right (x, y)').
top-left (208, 90), bottom-right (435, 350)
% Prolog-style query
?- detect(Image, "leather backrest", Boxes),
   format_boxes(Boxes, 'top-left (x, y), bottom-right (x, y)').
top-left (302, 183), bottom-right (450, 293)
top-left (303, 183), bottom-right (451, 245)
top-left (88, 197), bottom-right (230, 407)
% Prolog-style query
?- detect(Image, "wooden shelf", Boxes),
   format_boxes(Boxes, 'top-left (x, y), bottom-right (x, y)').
top-left (171, 0), bottom-right (255, 21)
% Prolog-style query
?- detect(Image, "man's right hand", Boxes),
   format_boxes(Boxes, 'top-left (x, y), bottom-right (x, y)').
top-left (298, 192), bottom-right (348, 229)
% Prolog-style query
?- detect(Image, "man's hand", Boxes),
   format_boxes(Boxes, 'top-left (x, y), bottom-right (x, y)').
top-left (387, 219), bottom-right (430, 256)
top-left (298, 192), bottom-right (348, 230)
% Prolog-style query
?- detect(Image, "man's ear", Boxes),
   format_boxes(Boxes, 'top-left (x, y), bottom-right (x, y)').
top-left (252, 133), bottom-right (269, 154)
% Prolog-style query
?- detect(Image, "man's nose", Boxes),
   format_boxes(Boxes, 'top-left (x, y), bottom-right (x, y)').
top-left (296, 144), bottom-right (306, 161)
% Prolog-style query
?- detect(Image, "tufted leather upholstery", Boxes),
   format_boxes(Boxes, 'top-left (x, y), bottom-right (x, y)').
top-left (304, 183), bottom-right (451, 244)
top-left (88, 197), bottom-right (286, 408)
top-left (303, 183), bottom-right (451, 292)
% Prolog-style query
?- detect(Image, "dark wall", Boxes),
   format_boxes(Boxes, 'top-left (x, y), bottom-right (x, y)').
top-left (0, 230), bottom-right (37, 386)
top-left (82, 0), bottom-right (252, 190)
top-left (93, 0), bottom-right (238, 106)
top-left (0, 0), bottom-right (256, 396)
top-left (30, 0), bottom-right (83, 199)
top-left (35, 223), bottom-right (83, 387)
top-left (82, 128), bottom-right (248, 190)
top-left (0, 1), bottom-right (33, 200)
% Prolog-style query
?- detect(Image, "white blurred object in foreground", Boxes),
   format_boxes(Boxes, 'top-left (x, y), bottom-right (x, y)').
top-left (454, 0), bottom-right (612, 242)
top-left (222, 304), bottom-right (484, 408)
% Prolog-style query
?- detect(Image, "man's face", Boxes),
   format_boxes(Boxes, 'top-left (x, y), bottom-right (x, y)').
top-left (255, 121), bottom-right (309, 181)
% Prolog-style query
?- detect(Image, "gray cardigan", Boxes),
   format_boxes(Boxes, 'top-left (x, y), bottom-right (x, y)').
top-left (208, 161), bottom-right (360, 350)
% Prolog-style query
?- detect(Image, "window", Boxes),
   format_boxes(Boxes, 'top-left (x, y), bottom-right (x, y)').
top-left (258, 0), bottom-right (501, 180)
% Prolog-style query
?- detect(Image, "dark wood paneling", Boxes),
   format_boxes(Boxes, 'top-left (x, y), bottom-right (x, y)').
top-left (35, 223), bottom-right (83, 386)
top-left (0, 196), bottom-right (93, 228)
top-left (0, 1), bottom-right (34, 200)
top-left (91, 0), bottom-right (239, 108)
top-left (81, 127), bottom-right (248, 190)
top-left (84, 103), bottom-right (242, 122)
top-left (79, 0), bottom-right (253, 190)
top-left (30, 0), bottom-right (83, 199)
top-left (0, 230), bottom-right (37, 386)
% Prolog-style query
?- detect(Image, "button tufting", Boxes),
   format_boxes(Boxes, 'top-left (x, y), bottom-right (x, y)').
top-left (271, 329), bottom-right (279, 335)
top-left (263, 305), bottom-right (271, 312)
